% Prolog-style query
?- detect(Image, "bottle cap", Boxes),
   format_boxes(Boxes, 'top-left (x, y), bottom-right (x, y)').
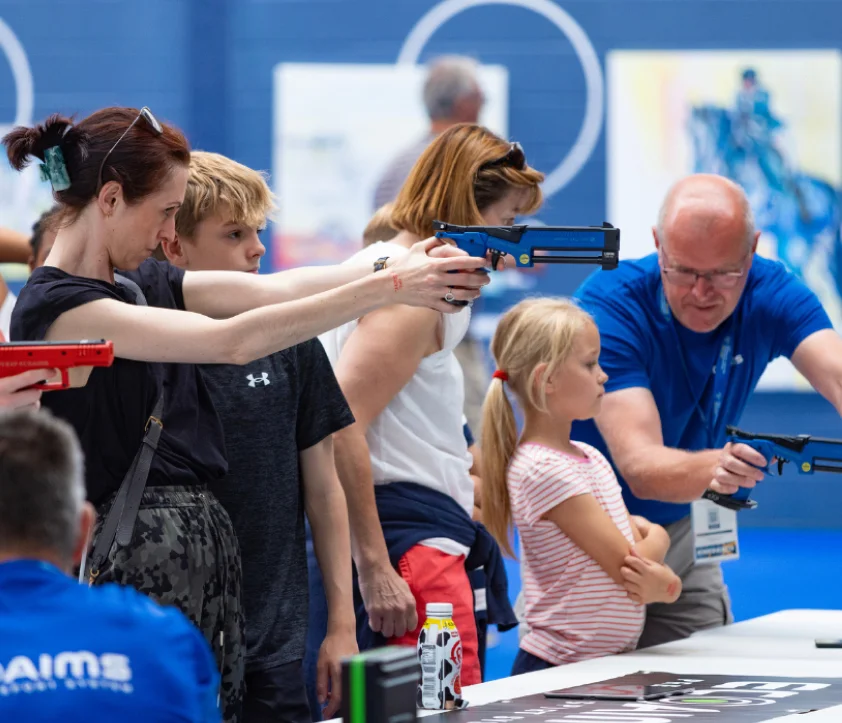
top-left (426, 602), bottom-right (453, 618)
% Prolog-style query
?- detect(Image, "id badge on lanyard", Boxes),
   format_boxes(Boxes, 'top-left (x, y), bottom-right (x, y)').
top-left (661, 288), bottom-right (741, 565)
top-left (691, 333), bottom-right (740, 564)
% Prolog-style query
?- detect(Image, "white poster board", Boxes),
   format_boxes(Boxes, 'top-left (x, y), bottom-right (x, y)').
top-left (607, 50), bottom-right (842, 390)
top-left (272, 62), bottom-right (509, 269)
top-left (0, 18), bottom-right (54, 282)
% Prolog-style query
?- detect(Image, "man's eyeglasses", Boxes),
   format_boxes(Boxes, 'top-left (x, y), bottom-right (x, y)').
top-left (480, 141), bottom-right (526, 171)
top-left (659, 249), bottom-right (750, 290)
top-left (97, 106), bottom-right (163, 190)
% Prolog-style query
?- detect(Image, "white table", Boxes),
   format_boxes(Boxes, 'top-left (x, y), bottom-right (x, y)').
top-left (330, 610), bottom-right (842, 722)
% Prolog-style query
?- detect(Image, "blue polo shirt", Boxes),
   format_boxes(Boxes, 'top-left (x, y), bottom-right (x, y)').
top-left (571, 252), bottom-right (832, 526)
top-left (0, 559), bottom-right (220, 722)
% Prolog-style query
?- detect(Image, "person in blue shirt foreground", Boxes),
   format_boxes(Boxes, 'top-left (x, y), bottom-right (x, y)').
top-left (0, 408), bottom-right (221, 722)
top-left (571, 173), bottom-right (841, 647)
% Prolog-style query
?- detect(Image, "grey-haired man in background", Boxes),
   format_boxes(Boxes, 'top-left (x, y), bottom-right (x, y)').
top-left (371, 55), bottom-right (485, 212)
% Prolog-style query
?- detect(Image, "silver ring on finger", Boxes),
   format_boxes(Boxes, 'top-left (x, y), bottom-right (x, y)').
top-left (444, 289), bottom-right (455, 303)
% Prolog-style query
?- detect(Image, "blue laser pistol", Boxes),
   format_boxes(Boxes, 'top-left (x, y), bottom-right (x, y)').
top-left (432, 220), bottom-right (620, 271)
top-left (703, 425), bottom-right (842, 511)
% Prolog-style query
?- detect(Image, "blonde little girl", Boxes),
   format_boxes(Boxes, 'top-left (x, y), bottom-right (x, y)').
top-left (481, 297), bottom-right (681, 675)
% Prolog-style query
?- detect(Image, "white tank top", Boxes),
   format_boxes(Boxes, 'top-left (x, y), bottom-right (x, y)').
top-left (320, 241), bottom-right (475, 556)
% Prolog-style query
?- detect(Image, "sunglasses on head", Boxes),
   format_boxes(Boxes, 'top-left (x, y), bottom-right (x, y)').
top-left (97, 106), bottom-right (164, 190)
top-left (479, 141), bottom-right (526, 171)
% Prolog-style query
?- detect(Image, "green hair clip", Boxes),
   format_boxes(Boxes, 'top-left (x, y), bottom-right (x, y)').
top-left (39, 146), bottom-right (71, 192)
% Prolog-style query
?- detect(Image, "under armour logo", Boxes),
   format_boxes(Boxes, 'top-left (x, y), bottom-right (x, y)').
top-left (246, 372), bottom-right (270, 387)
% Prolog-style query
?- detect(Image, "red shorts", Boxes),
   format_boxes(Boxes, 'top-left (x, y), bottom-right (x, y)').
top-left (389, 544), bottom-right (481, 686)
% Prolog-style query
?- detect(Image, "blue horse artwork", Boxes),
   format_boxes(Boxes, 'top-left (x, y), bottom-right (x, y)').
top-left (687, 69), bottom-right (842, 317)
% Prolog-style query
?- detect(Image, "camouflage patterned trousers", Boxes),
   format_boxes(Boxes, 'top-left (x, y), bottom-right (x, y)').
top-left (90, 485), bottom-right (244, 723)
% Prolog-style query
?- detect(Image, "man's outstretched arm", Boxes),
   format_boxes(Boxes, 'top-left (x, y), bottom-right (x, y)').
top-left (595, 387), bottom-right (766, 502)
top-left (791, 329), bottom-right (842, 416)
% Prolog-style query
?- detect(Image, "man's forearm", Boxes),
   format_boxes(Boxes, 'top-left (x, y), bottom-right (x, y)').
top-left (306, 478), bottom-right (356, 633)
top-left (333, 424), bottom-right (392, 572)
top-left (623, 446), bottom-right (721, 503)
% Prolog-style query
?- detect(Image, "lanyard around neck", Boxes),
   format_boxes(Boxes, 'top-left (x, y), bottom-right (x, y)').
top-left (659, 285), bottom-right (735, 446)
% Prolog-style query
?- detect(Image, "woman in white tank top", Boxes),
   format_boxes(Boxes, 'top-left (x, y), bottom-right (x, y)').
top-left (320, 123), bottom-right (545, 685)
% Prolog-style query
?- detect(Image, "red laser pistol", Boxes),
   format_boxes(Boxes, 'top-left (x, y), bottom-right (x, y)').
top-left (0, 340), bottom-right (115, 390)
top-left (703, 425), bottom-right (842, 511)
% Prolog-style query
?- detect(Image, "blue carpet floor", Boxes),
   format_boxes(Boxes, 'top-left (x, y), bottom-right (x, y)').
top-left (483, 528), bottom-right (842, 681)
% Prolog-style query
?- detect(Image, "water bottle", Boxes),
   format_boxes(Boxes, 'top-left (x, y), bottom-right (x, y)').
top-left (417, 602), bottom-right (465, 710)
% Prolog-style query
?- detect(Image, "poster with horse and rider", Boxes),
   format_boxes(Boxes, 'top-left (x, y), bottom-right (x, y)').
top-left (606, 49), bottom-right (842, 391)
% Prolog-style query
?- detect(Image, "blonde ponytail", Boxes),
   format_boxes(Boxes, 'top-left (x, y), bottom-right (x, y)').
top-left (479, 296), bottom-right (594, 559)
top-left (480, 377), bottom-right (519, 558)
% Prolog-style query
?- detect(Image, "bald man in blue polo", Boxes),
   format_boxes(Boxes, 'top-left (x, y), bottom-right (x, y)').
top-left (572, 174), bottom-right (840, 647)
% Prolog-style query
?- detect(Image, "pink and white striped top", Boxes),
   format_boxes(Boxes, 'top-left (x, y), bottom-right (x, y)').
top-left (508, 442), bottom-right (645, 665)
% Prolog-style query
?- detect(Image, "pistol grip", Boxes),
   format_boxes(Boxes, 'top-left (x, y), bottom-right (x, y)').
top-left (727, 438), bottom-right (774, 475)
top-left (702, 487), bottom-right (758, 511)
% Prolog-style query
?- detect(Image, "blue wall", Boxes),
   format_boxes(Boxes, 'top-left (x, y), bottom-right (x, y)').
top-left (2, 0), bottom-right (842, 526)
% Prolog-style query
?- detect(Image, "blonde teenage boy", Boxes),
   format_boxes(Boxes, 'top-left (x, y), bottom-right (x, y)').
top-left (162, 152), bottom-right (357, 723)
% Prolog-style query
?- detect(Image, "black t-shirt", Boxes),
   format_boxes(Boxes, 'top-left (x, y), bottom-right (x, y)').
top-left (200, 339), bottom-right (354, 672)
top-left (11, 259), bottom-right (228, 505)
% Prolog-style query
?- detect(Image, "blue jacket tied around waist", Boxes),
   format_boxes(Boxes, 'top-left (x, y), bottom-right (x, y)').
top-left (354, 482), bottom-right (517, 650)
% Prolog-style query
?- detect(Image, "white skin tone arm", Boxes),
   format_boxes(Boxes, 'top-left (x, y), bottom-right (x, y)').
top-left (0, 369), bottom-right (58, 411)
top-left (591, 331), bottom-right (840, 503)
top-left (41, 241), bottom-right (488, 366)
top-left (301, 437), bottom-right (356, 719)
top-left (182, 259), bottom-right (372, 318)
top-left (594, 387), bottom-right (768, 502)
top-left (0, 226), bottom-right (31, 264)
top-left (332, 303), bottom-right (440, 638)
top-left (180, 251), bottom-right (434, 319)
top-left (789, 329), bottom-right (842, 417)
top-left (542, 494), bottom-right (680, 604)
top-left (628, 514), bottom-right (670, 562)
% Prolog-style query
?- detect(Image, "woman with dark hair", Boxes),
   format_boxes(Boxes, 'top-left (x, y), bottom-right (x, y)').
top-left (4, 106), bottom-right (490, 723)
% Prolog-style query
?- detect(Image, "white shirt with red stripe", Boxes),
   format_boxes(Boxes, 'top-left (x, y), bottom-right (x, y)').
top-left (509, 442), bottom-right (645, 665)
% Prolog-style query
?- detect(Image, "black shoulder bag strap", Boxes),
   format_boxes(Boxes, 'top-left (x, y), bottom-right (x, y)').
top-left (87, 274), bottom-right (165, 586)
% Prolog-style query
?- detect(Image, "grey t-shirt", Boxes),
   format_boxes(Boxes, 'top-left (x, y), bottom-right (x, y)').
top-left (201, 339), bottom-right (354, 672)
top-left (371, 133), bottom-right (436, 212)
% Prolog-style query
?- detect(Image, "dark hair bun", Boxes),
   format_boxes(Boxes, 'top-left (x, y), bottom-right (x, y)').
top-left (3, 114), bottom-right (85, 171)
top-left (2, 106), bottom-right (189, 219)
